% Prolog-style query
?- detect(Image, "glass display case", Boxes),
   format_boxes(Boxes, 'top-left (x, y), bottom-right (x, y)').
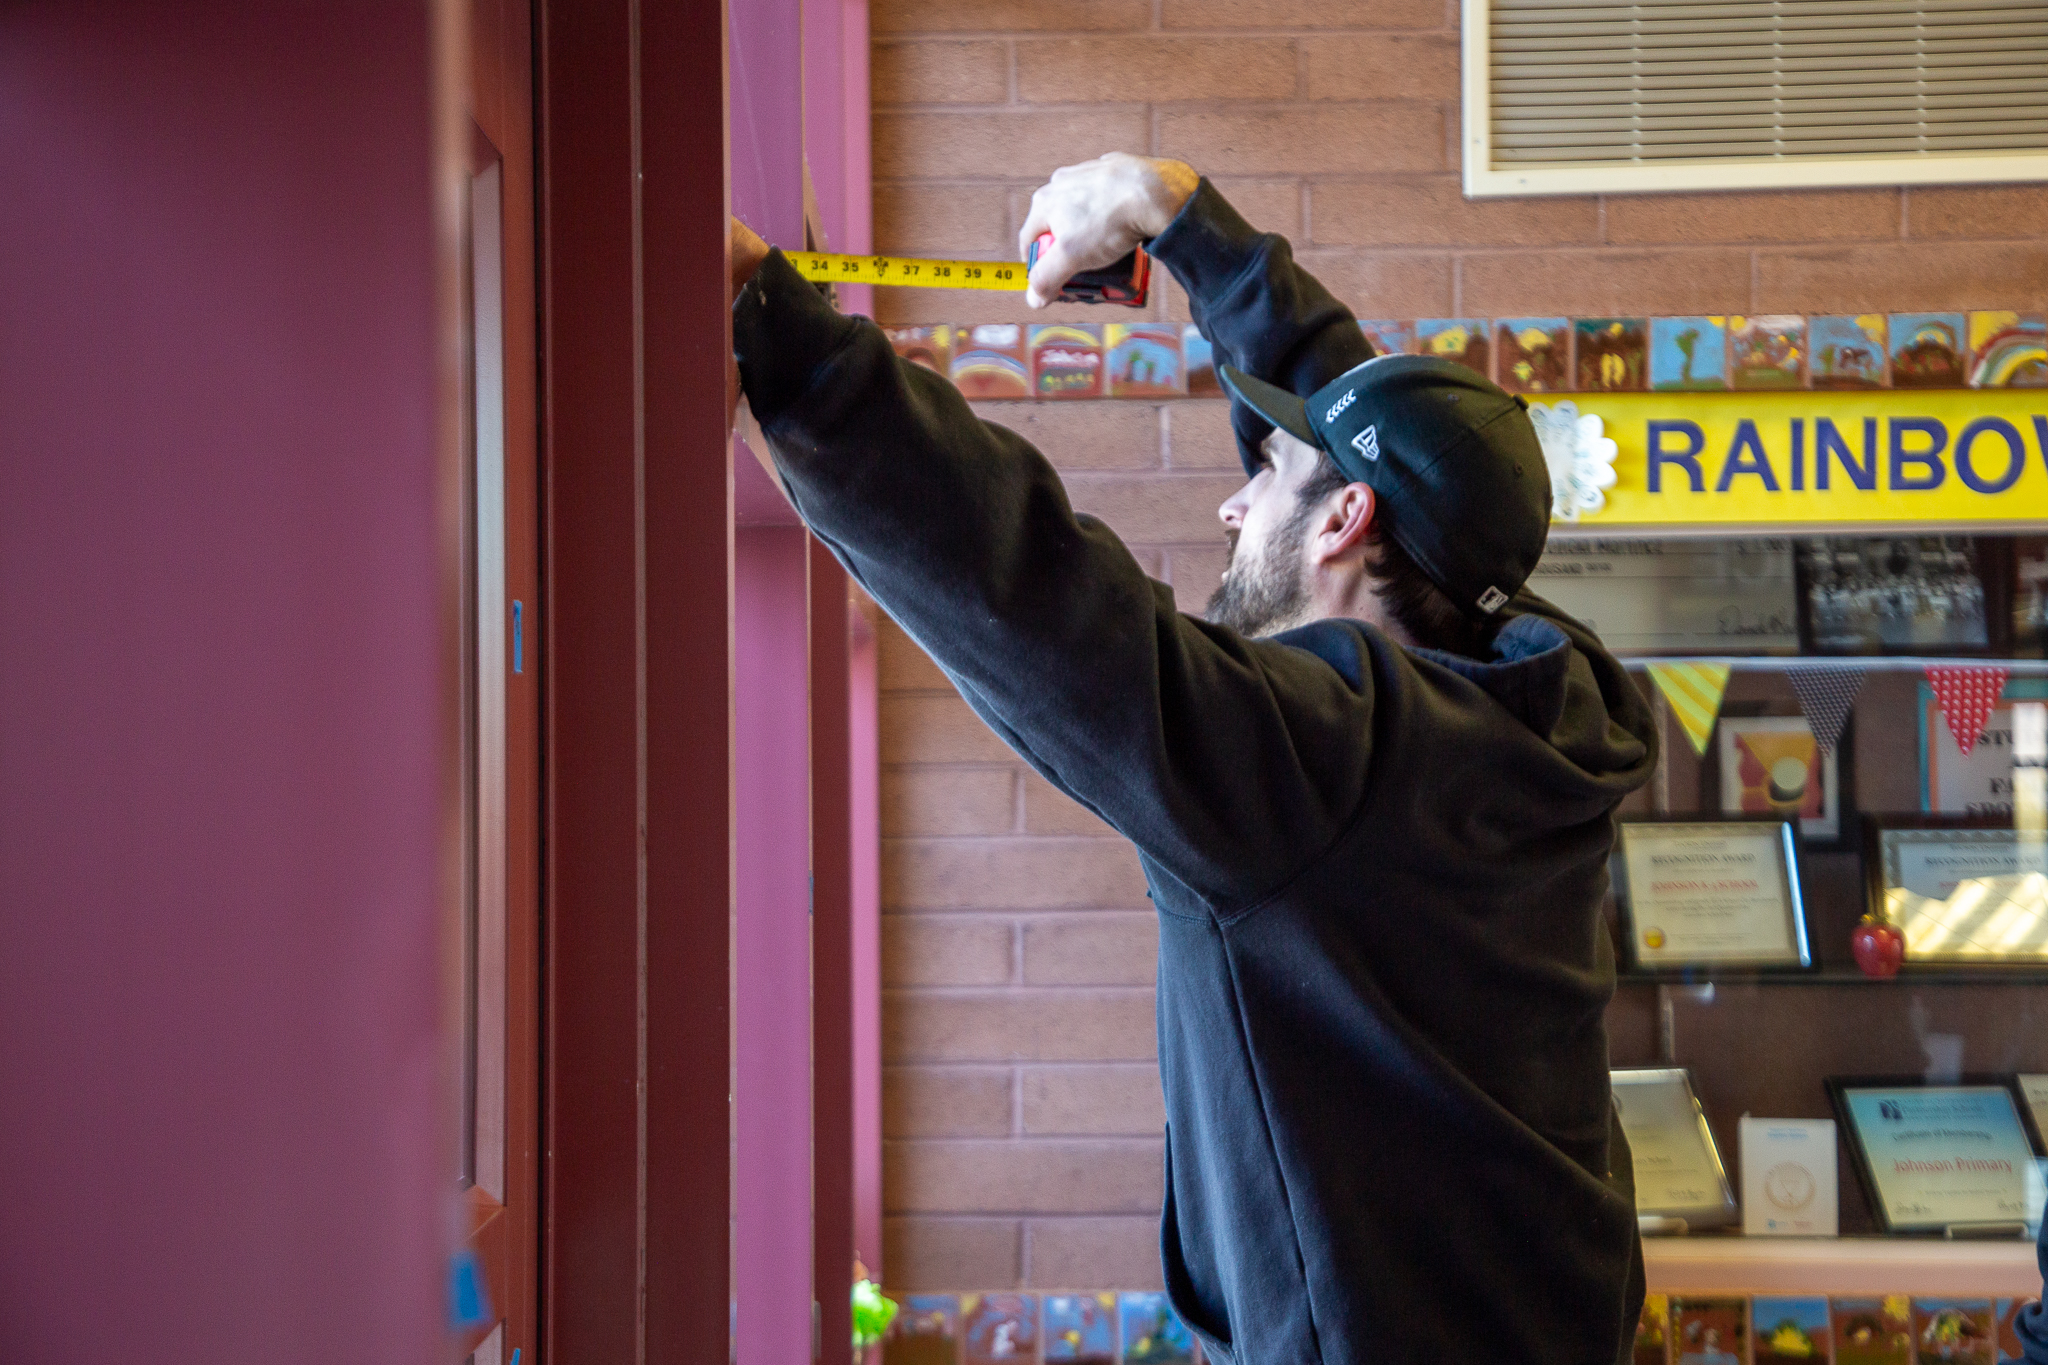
top-left (1537, 526), bottom-right (2048, 1300)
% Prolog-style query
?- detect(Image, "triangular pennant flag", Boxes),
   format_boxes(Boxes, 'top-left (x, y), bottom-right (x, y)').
top-left (1648, 662), bottom-right (1732, 756)
top-left (1785, 665), bottom-right (1867, 756)
top-left (1926, 665), bottom-right (2010, 757)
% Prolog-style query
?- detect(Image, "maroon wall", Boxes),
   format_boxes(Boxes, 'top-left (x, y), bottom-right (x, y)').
top-left (0, 6), bottom-right (449, 1359)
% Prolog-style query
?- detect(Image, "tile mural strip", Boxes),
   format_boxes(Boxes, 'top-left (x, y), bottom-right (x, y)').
top-left (882, 313), bottom-right (2048, 400)
top-left (873, 1288), bottom-right (2043, 1362)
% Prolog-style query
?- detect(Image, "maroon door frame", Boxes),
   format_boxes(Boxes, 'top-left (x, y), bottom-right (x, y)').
top-left (538, 2), bottom-right (734, 1361)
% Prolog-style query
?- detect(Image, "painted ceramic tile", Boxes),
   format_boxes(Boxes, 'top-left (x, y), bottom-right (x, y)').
top-left (1730, 314), bottom-right (1807, 389)
top-left (1576, 318), bottom-right (1649, 391)
top-left (1674, 1296), bottom-right (1748, 1364)
top-left (1811, 315), bottom-right (1888, 389)
top-left (1044, 1293), bottom-right (1117, 1364)
top-left (1358, 319), bottom-right (1412, 358)
top-left (1994, 1297), bottom-right (2038, 1362)
top-left (1833, 1296), bottom-right (1914, 1365)
top-left (1969, 311), bottom-right (2048, 387)
top-left (1030, 323), bottom-right (1104, 399)
top-left (1106, 323), bottom-right (1186, 397)
top-left (962, 1292), bottom-right (1039, 1364)
top-left (1497, 317), bottom-right (1573, 393)
top-left (1415, 317), bottom-right (1491, 379)
top-left (950, 323), bottom-right (1030, 400)
top-left (1635, 1292), bottom-right (1673, 1365)
top-left (887, 1294), bottom-right (961, 1365)
top-left (1914, 1299), bottom-right (1997, 1364)
top-left (1120, 1291), bottom-right (1198, 1364)
top-left (1755, 1296), bottom-right (1833, 1364)
top-left (884, 325), bottom-right (953, 376)
top-left (1649, 316), bottom-right (1729, 391)
top-left (1889, 312), bottom-right (1969, 388)
top-left (1183, 324), bottom-right (1220, 396)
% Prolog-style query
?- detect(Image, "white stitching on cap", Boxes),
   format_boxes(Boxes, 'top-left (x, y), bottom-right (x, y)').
top-left (1324, 390), bottom-right (1357, 422)
top-left (1351, 425), bottom-right (1379, 461)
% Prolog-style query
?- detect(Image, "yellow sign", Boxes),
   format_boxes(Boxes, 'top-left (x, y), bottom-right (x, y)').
top-left (1567, 390), bottom-right (2048, 526)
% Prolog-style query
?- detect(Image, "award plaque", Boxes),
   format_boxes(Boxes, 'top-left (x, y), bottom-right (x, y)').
top-left (1827, 1077), bottom-right (2037, 1235)
top-left (1865, 819), bottom-right (2048, 964)
top-left (1612, 1068), bottom-right (1740, 1229)
top-left (1739, 1117), bottom-right (1839, 1237)
top-left (1614, 820), bottom-right (1811, 972)
top-left (2020, 1075), bottom-right (2048, 1154)
top-left (1530, 537), bottom-right (1799, 655)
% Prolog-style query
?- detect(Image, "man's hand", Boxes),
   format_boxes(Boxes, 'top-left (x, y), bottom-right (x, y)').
top-left (1017, 153), bottom-right (1198, 309)
top-left (728, 217), bottom-right (771, 434)
top-left (730, 217), bottom-right (771, 306)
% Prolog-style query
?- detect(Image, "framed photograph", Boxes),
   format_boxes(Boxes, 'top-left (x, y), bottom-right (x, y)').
top-left (1613, 819), bottom-right (1812, 973)
top-left (1827, 1076), bottom-right (2036, 1235)
top-left (1717, 713), bottom-right (1848, 846)
top-left (1864, 817), bottom-right (2048, 966)
top-left (1612, 1068), bottom-right (1740, 1228)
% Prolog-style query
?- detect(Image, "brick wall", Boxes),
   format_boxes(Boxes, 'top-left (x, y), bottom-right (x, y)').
top-left (870, 0), bottom-right (2048, 1291)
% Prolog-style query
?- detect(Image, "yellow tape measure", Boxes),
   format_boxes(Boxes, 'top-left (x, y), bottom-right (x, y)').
top-left (786, 251), bottom-right (1026, 292)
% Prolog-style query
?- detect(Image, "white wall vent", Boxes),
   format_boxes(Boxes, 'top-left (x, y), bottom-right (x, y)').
top-left (1463, 0), bottom-right (2048, 197)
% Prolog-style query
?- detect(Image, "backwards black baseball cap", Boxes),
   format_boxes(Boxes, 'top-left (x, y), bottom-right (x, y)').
top-left (1219, 355), bottom-right (1550, 619)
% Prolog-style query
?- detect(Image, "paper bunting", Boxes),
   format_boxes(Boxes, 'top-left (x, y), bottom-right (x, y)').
top-left (1926, 665), bottom-right (2010, 756)
top-left (1785, 666), bottom-right (1866, 756)
top-left (1648, 662), bottom-right (1732, 756)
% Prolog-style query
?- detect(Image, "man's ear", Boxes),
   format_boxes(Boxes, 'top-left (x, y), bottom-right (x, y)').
top-left (1308, 482), bottom-right (1377, 566)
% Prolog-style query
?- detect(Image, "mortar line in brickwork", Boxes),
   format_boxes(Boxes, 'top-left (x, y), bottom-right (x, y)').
top-left (1151, 0), bottom-right (1163, 29)
top-left (1010, 769), bottom-right (1025, 834)
top-left (1899, 186), bottom-right (1912, 238)
top-left (1011, 1066), bottom-right (1024, 1137)
top-left (1004, 38), bottom-right (1017, 105)
top-left (1011, 919), bottom-right (1025, 984)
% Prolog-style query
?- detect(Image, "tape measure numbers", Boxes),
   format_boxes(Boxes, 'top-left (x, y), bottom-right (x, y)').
top-left (787, 252), bottom-right (1026, 291)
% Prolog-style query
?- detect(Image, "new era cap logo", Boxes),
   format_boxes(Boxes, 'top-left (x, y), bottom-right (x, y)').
top-left (1325, 390), bottom-right (1357, 422)
top-left (1476, 586), bottom-right (1509, 614)
top-left (1351, 425), bottom-right (1380, 461)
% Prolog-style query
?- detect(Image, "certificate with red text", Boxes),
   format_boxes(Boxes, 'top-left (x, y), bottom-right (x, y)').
top-left (1616, 821), bottom-right (1810, 970)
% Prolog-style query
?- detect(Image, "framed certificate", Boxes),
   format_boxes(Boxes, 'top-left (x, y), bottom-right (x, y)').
top-left (1864, 818), bottom-right (2048, 965)
top-left (1612, 1068), bottom-right (1739, 1228)
top-left (1530, 537), bottom-right (1799, 655)
top-left (1827, 1076), bottom-right (2037, 1235)
top-left (1614, 819), bottom-right (1811, 973)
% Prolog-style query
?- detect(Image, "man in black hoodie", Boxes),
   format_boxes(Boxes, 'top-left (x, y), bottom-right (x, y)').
top-left (730, 153), bottom-right (1659, 1363)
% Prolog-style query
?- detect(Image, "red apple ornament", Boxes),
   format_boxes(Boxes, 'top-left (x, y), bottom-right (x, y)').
top-left (1852, 914), bottom-right (1905, 978)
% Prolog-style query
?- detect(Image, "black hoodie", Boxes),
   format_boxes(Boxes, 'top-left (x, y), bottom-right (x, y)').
top-left (733, 181), bottom-right (1661, 1364)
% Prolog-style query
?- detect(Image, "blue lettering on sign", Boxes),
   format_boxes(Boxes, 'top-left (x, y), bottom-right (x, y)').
top-left (1816, 417), bottom-right (1877, 491)
top-left (1889, 417), bottom-right (1948, 491)
top-left (2034, 417), bottom-right (2048, 479)
top-left (1648, 420), bottom-right (1705, 492)
top-left (1716, 419), bottom-right (1780, 492)
top-left (1955, 417), bottom-right (2025, 494)
top-left (1789, 419), bottom-right (1806, 490)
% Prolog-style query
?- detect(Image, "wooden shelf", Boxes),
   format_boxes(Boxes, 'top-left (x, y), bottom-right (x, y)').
top-left (1645, 1234), bottom-right (2040, 1296)
top-left (1620, 968), bottom-right (2048, 986)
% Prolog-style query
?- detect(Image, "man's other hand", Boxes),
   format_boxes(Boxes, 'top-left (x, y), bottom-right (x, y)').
top-left (730, 217), bottom-right (771, 306)
top-left (1017, 153), bottom-right (1198, 309)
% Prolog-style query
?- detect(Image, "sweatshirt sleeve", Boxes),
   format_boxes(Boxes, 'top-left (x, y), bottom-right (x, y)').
top-left (1146, 178), bottom-right (1377, 475)
top-left (732, 247), bottom-right (1373, 912)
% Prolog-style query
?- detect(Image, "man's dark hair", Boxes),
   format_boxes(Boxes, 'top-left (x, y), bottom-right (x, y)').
top-left (1299, 452), bottom-right (1499, 657)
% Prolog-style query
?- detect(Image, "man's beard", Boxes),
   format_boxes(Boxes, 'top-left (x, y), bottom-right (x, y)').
top-left (1204, 496), bottom-right (1318, 637)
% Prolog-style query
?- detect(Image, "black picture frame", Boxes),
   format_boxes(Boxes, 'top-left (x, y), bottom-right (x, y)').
top-left (1703, 701), bottom-right (1858, 853)
top-left (1862, 815), bottom-right (2048, 969)
top-left (1826, 1074), bottom-right (2038, 1236)
top-left (1612, 816), bottom-right (1814, 976)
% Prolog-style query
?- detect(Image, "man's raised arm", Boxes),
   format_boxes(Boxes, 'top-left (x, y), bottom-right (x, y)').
top-left (727, 169), bottom-right (1377, 911)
